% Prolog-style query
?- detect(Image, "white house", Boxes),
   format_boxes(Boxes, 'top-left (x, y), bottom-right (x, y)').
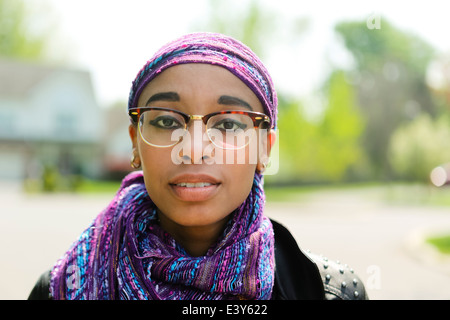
top-left (102, 104), bottom-right (135, 179)
top-left (0, 58), bottom-right (104, 182)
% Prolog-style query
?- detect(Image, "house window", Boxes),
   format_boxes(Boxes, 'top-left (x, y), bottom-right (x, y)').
top-left (55, 113), bottom-right (76, 138)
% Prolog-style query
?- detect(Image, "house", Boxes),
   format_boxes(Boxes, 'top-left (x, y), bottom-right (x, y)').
top-left (102, 104), bottom-right (134, 179)
top-left (0, 58), bottom-right (104, 183)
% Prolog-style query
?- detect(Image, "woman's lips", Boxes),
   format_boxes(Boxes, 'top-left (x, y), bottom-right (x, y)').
top-left (169, 174), bottom-right (221, 202)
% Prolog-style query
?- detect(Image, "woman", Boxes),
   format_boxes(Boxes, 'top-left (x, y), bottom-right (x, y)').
top-left (29, 32), bottom-right (367, 300)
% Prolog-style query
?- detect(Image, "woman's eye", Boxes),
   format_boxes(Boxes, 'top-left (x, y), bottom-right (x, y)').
top-left (150, 116), bottom-right (182, 129)
top-left (213, 119), bottom-right (247, 131)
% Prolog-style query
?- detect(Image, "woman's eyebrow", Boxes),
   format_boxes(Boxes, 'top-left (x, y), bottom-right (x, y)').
top-left (146, 92), bottom-right (180, 105)
top-left (218, 95), bottom-right (253, 111)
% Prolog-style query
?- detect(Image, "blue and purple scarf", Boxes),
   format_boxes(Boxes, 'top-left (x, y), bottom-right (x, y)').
top-left (50, 171), bottom-right (275, 300)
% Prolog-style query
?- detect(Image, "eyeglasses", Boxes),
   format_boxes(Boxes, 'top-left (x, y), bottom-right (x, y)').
top-left (129, 107), bottom-right (271, 149)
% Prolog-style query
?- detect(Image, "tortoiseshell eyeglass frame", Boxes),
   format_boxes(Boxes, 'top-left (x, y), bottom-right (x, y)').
top-left (128, 107), bottom-right (272, 129)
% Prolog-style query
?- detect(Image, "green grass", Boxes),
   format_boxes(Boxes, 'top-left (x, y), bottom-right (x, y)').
top-left (264, 182), bottom-right (450, 207)
top-left (75, 179), bottom-right (122, 194)
top-left (264, 185), bottom-right (315, 202)
top-left (426, 235), bottom-right (450, 255)
top-left (264, 181), bottom-right (388, 202)
top-left (381, 183), bottom-right (450, 207)
top-left (28, 174), bottom-right (450, 209)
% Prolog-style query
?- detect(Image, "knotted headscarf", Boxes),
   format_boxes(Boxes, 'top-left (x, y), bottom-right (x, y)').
top-left (128, 32), bottom-right (278, 127)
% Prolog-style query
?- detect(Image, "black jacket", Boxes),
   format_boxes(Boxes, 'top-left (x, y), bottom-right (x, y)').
top-left (28, 220), bottom-right (368, 300)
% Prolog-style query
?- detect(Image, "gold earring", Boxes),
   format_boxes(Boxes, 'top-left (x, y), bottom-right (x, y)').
top-left (257, 162), bottom-right (267, 174)
top-left (130, 155), bottom-right (141, 169)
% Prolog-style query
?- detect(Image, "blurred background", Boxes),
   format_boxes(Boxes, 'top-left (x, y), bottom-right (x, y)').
top-left (1, 0), bottom-right (450, 299)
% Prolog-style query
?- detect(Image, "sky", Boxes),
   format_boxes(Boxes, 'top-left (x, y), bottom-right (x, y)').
top-left (34, 0), bottom-right (450, 108)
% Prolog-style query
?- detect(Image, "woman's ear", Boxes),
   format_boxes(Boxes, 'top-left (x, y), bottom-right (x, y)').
top-left (129, 124), bottom-right (141, 169)
top-left (256, 129), bottom-right (276, 174)
top-left (129, 124), bottom-right (138, 149)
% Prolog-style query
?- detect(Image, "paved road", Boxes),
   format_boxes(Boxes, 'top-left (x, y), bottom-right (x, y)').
top-left (266, 189), bottom-right (450, 300)
top-left (1, 183), bottom-right (450, 300)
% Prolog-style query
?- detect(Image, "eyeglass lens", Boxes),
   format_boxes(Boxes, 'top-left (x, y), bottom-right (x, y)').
top-left (138, 110), bottom-right (258, 149)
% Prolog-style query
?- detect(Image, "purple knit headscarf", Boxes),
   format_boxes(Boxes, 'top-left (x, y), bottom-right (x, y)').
top-left (50, 33), bottom-right (277, 300)
top-left (128, 32), bottom-right (278, 127)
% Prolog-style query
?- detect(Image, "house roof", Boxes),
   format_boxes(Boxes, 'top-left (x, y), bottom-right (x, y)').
top-left (0, 58), bottom-right (90, 98)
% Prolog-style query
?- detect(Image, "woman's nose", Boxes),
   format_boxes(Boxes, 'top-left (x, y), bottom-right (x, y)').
top-left (181, 120), bottom-right (211, 164)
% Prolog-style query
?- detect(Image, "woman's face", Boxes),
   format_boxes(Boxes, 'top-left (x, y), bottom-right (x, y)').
top-left (129, 63), bottom-right (273, 234)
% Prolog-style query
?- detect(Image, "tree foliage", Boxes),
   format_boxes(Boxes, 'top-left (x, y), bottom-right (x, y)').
top-left (0, 0), bottom-right (50, 60)
top-left (273, 70), bottom-right (366, 184)
top-left (335, 19), bottom-right (437, 179)
top-left (194, 4), bottom-right (446, 184)
top-left (336, 19), bottom-right (434, 76)
top-left (318, 70), bottom-right (366, 181)
top-left (192, 0), bottom-right (309, 60)
top-left (388, 114), bottom-right (450, 182)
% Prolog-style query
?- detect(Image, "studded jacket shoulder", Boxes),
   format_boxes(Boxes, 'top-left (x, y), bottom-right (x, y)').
top-left (306, 252), bottom-right (367, 300)
top-left (271, 219), bottom-right (368, 300)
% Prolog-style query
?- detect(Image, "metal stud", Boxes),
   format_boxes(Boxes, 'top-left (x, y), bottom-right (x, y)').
top-left (339, 268), bottom-right (344, 274)
top-left (341, 281), bottom-right (347, 288)
top-left (325, 274), bottom-right (331, 282)
top-left (353, 278), bottom-right (358, 286)
top-left (323, 263), bottom-right (329, 269)
top-left (354, 291), bottom-right (359, 298)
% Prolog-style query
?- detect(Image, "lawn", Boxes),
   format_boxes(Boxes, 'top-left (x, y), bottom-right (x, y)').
top-left (426, 235), bottom-right (450, 255)
top-left (265, 182), bottom-right (450, 206)
top-left (74, 179), bottom-right (450, 208)
top-left (76, 179), bottom-right (122, 194)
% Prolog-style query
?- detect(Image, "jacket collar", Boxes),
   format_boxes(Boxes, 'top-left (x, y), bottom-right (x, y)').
top-left (271, 219), bottom-right (325, 300)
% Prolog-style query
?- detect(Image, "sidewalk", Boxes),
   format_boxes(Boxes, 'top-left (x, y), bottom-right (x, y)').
top-left (404, 226), bottom-right (450, 278)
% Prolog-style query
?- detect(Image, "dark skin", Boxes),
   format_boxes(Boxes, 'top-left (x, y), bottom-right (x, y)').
top-left (129, 64), bottom-right (276, 256)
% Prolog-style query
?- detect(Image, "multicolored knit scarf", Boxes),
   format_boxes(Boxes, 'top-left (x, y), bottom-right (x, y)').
top-left (50, 171), bottom-right (275, 300)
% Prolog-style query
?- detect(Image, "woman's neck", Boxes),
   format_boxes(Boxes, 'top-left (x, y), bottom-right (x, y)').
top-left (157, 212), bottom-right (230, 257)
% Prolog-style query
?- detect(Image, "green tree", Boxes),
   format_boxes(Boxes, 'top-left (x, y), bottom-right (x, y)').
top-left (317, 70), bottom-right (366, 181)
top-left (388, 114), bottom-right (450, 182)
top-left (197, 0), bottom-right (271, 57)
top-left (0, 0), bottom-right (51, 60)
top-left (335, 19), bottom-right (437, 179)
top-left (191, 0), bottom-right (309, 60)
top-left (272, 71), bottom-right (366, 184)
top-left (427, 53), bottom-right (450, 115)
top-left (274, 98), bottom-right (318, 183)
